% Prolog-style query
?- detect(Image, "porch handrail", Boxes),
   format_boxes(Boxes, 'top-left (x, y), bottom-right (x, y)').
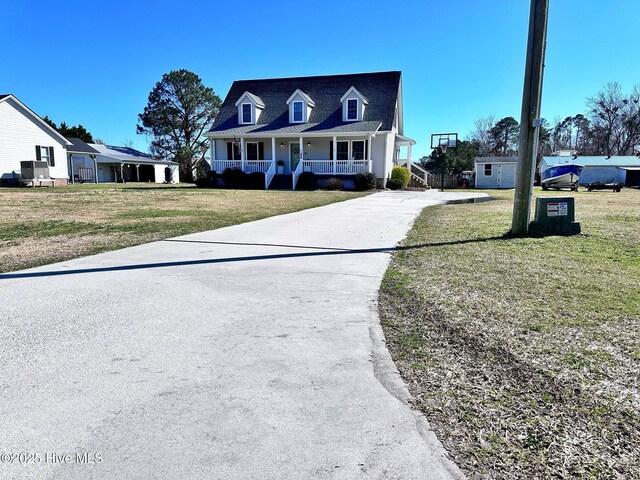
top-left (298, 159), bottom-right (371, 175)
top-left (292, 159), bottom-right (304, 190)
top-left (406, 162), bottom-right (430, 186)
top-left (212, 160), bottom-right (242, 173)
top-left (244, 160), bottom-right (272, 173)
top-left (265, 160), bottom-right (276, 189)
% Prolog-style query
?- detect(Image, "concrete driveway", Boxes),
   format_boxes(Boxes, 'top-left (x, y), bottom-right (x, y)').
top-left (0, 190), bottom-right (485, 479)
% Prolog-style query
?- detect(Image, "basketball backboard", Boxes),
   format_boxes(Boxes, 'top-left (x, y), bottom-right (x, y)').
top-left (430, 133), bottom-right (458, 152)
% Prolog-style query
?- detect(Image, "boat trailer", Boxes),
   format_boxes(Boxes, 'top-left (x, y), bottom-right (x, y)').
top-left (586, 182), bottom-right (623, 192)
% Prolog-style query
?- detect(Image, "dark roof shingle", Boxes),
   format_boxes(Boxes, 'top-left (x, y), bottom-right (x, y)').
top-left (209, 71), bottom-right (400, 135)
top-left (66, 137), bottom-right (100, 154)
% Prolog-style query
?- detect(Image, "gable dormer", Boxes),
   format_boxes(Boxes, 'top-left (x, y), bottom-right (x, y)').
top-left (340, 86), bottom-right (368, 122)
top-left (286, 89), bottom-right (315, 124)
top-left (235, 91), bottom-right (265, 125)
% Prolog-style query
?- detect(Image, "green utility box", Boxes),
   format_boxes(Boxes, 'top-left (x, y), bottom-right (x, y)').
top-left (529, 196), bottom-right (581, 235)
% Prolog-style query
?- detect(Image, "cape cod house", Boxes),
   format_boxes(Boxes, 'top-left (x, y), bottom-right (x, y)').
top-left (206, 71), bottom-right (416, 189)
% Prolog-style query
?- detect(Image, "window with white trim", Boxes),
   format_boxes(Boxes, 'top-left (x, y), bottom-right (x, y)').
top-left (36, 145), bottom-right (55, 166)
top-left (241, 103), bottom-right (252, 124)
top-left (226, 142), bottom-right (241, 160)
top-left (40, 146), bottom-right (51, 164)
top-left (346, 99), bottom-right (358, 121)
top-left (330, 140), bottom-right (369, 160)
top-left (484, 164), bottom-right (492, 176)
top-left (292, 101), bottom-right (303, 123)
top-left (351, 141), bottom-right (365, 160)
top-left (336, 141), bottom-right (349, 160)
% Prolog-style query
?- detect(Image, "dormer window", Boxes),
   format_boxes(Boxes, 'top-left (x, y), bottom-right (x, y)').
top-left (241, 103), bottom-right (252, 124)
top-left (347, 99), bottom-right (358, 121)
top-left (235, 91), bottom-right (265, 125)
top-left (341, 86), bottom-right (368, 122)
top-left (293, 101), bottom-right (303, 122)
top-left (287, 89), bottom-right (315, 124)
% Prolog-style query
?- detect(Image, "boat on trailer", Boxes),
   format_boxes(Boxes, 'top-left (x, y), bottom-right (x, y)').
top-left (541, 162), bottom-right (584, 191)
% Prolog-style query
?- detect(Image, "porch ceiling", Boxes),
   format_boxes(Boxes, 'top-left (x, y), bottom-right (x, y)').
top-left (207, 121), bottom-right (382, 137)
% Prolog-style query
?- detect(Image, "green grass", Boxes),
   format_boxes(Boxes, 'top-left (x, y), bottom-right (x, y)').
top-left (379, 188), bottom-right (640, 479)
top-left (0, 183), bottom-right (368, 272)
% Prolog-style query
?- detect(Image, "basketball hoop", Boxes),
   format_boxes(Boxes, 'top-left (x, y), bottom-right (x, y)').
top-left (431, 133), bottom-right (458, 154)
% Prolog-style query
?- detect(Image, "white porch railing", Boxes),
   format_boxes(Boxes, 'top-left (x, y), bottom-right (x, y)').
top-left (244, 160), bottom-right (272, 173)
top-left (298, 159), bottom-right (372, 175)
top-left (212, 160), bottom-right (242, 172)
top-left (212, 160), bottom-right (274, 174)
top-left (408, 162), bottom-right (430, 186)
top-left (265, 161), bottom-right (276, 189)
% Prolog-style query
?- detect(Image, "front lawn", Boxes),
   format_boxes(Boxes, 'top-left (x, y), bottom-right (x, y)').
top-left (379, 188), bottom-right (640, 478)
top-left (0, 184), bottom-right (368, 273)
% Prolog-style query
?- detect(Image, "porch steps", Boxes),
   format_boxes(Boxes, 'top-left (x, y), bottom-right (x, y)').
top-left (409, 172), bottom-right (430, 188)
top-left (268, 174), bottom-right (293, 190)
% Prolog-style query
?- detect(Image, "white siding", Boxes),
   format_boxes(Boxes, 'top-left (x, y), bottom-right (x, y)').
top-left (371, 134), bottom-right (386, 179)
top-left (98, 164), bottom-right (115, 183)
top-left (154, 164), bottom-right (179, 183)
top-left (288, 93), bottom-right (312, 123)
top-left (0, 98), bottom-right (69, 181)
top-left (475, 161), bottom-right (516, 188)
top-left (384, 131), bottom-right (396, 180)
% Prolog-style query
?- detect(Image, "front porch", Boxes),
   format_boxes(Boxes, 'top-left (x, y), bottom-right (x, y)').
top-left (210, 135), bottom-right (374, 189)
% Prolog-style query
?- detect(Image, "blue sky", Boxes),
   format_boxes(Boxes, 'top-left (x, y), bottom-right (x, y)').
top-left (2, 0), bottom-right (639, 159)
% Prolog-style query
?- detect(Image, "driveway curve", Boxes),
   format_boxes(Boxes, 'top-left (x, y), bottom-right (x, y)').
top-left (0, 191), bottom-right (485, 479)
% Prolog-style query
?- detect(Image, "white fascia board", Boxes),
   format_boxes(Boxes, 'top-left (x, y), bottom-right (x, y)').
top-left (234, 91), bottom-right (265, 108)
top-left (3, 95), bottom-right (73, 146)
top-left (207, 131), bottom-right (379, 139)
top-left (286, 89), bottom-right (316, 107)
top-left (340, 86), bottom-right (368, 104)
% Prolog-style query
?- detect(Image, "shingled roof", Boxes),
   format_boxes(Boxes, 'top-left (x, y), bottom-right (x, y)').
top-left (209, 71), bottom-right (401, 136)
top-left (66, 137), bottom-right (100, 155)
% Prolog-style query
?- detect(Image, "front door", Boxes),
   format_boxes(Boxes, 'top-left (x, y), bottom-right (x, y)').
top-left (290, 143), bottom-right (300, 172)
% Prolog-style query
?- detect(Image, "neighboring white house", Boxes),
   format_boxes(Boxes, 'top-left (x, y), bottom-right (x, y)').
top-left (206, 71), bottom-right (416, 189)
top-left (0, 94), bottom-right (72, 186)
top-left (70, 142), bottom-right (179, 184)
top-left (474, 157), bottom-right (518, 189)
top-left (0, 94), bottom-right (179, 186)
top-left (540, 155), bottom-right (640, 187)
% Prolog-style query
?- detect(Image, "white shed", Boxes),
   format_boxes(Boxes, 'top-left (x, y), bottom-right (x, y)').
top-left (474, 157), bottom-right (517, 189)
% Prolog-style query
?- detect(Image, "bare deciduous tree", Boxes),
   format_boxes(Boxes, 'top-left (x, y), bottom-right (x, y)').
top-left (587, 82), bottom-right (640, 155)
top-left (469, 115), bottom-right (495, 156)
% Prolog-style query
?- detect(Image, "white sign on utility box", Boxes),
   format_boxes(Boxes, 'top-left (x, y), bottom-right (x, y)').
top-left (531, 197), bottom-right (580, 235)
top-left (547, 201), bottom-right (568, 217)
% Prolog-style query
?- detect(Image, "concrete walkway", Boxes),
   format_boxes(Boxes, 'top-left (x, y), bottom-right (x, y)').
top-left (0, 191), bottom-right (485, 479)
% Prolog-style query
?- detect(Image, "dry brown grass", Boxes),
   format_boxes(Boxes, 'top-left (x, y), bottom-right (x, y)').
top-left (380, 188), bottom-right (640, 479)
top-left (0, 184), bottom-right (367, 272)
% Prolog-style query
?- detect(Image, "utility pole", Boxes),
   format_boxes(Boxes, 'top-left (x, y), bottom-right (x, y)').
top-left (511, 0), bottom-right (549, 235)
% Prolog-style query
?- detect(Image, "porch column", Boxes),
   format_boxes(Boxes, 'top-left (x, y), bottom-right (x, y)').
top-left (407, 143), bottom-right (412, 164)
top-left (367, 135), bottom-right (373, 173)
top-left (271, 137), bottom-right (276, 167)
top-left (120, 163), bottom-right (124, 183)
top-left (210, 139), bottom-right (216, 171)
top-left (69, 154), bottom-right (75, 184)
top-left (299, 136), bottom-right (303, 167)
top-left (91, 155), bottom-right (98, 183)
top-left (135, 164), bottom-right (140, 182)
top-left (332, 136), bottom-right (337, 174)
top-left (240, 137), bottom-right (245, 171)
